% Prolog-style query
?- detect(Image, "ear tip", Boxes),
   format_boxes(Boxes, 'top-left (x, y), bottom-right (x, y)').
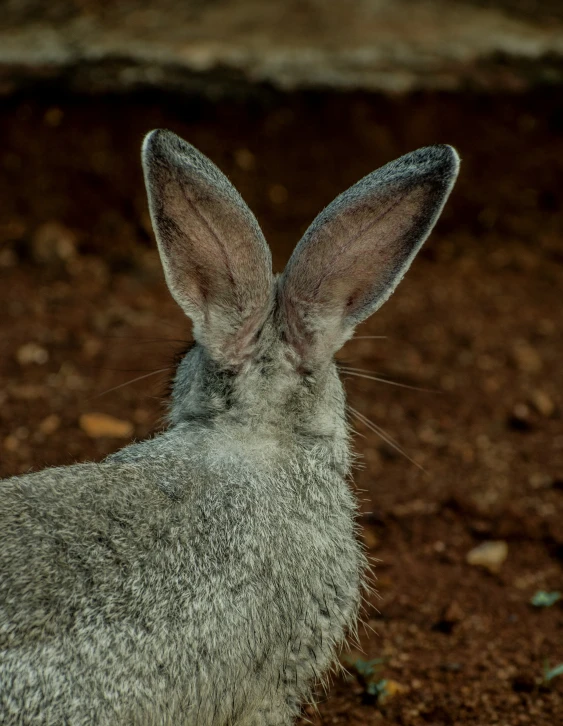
top-left (142, 128), bottom-right (181, 162)
top-left (142, 130), bottom-right (224, 190)
top-left (359, 145), bottom-right (460, 193)
top-left (436, 143), bottom-right (460, 172)
top-left (415, 144), bottom-right (460, 179)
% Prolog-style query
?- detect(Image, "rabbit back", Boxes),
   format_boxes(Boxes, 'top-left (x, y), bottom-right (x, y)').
top-left (0, 433), bottom-right (362, 725)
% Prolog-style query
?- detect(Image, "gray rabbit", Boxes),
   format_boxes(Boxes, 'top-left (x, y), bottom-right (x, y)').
top-left (0, 130), bottom-right (459, 725)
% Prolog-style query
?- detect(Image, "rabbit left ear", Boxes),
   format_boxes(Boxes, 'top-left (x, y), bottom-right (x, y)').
top-left (278, 145), bottom-right (459, 364)
top-left (142, 130), bottom-right (273, 367)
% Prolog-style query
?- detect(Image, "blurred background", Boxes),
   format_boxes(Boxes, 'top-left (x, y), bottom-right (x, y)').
top-left (0, 1), bottom-right (562, 724)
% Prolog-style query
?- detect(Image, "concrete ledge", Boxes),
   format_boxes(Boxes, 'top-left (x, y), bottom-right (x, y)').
top-left (1, 0), bottom-right (562, 94)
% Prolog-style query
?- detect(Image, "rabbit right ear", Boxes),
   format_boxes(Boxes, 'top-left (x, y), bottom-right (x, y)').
top-left (142, 130), bottom-right (273, 367)
top-left (279, 145), bottom-right (459, 365)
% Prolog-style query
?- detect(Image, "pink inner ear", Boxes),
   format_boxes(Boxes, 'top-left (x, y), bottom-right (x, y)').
top-left (278, 182), bottom-right (435, 365)
top-left (145, 137), bottom-right (274, 369)
top-left (161, 177), bottom-right (246, 311)
top-left (313, 191), bottom-right (409, 283)
top-left (346, 291), bottom-right (361, 312)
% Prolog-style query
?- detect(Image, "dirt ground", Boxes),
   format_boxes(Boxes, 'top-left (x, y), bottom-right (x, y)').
top-left (0, 89), bottom-right (562, 725)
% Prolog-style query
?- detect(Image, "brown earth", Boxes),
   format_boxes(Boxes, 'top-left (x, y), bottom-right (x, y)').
top-left (0, 89), bottom-right (562, 725)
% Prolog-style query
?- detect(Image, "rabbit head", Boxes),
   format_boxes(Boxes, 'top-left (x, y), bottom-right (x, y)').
top-left (142, 130), bottom-right (459, 444)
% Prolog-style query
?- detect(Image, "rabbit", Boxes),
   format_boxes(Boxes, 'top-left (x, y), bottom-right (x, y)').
top-left (0, 129), bottom-right (459, 726)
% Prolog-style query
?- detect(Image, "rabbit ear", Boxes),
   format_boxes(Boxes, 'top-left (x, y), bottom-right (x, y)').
top-left (278, 145), bottom-right (459, 364)
top-left (142, 129), bottom-right (273, 366)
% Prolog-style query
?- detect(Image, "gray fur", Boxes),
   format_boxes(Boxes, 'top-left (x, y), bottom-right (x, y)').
top-left (142, 130), bottom-right (273, 367)
top-left (279, 144), bottom-right (459, 364)
top-left (0, 131), bottom-right (459, 725)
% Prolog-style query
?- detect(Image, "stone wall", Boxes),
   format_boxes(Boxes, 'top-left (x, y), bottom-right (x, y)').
top-left (1, 0), bottom-right (562, 94)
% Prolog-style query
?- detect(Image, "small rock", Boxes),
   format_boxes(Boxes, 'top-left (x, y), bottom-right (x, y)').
top-left (443, 600), bottom-right (464, 623)
top-left (511, 341), bottom-right (542, 374)
top-left (432, 600), bottom-right (464, 634)
top-left (508, 403), bottom-right (533, 431)
top-left (538, 319), bottom-right (555, 337)
top-left (3, 428), bottom-right (28, 453)
top-left (0, 247), bottom-right (17, 267)
top-left (268, 184), bottom-right (288, 204)
top-left (3, 435), bottom-right (19, 452)
top-left (528, 472), bottom-right (552, 490)
top-left (234, 148), bottom-right (255, 171)
top-left (58, 362), bottom-right (86, 391)
top-left (13, 426), bottom-right (29, 440)
top-left (16, 342), bottom-right (49, 366)
top-left (378, 679), bottom-right (407, 704)
top-left (81, 337), bottom-right (102, 359)
top-left (44, 107), bottom-right (64, 127)
top-left (529, 390), bottom-right (555, 418)
top-left (362, 528), bottom-right (379, 550)
top-left (79, 413), bottom-right (134, 439)
top-left (31, 221), bottom-right (77, 264)
top-left (0, 218), bottom-right (27, 243)
top-left (38, 414), bottom-right (61, 435)
top-left (466, 540), bottom-right (508, 573)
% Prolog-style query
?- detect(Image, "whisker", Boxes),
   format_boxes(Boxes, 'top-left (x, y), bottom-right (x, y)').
top-left (347, 404), bottom-right (425, 472)
top-left (352, 335), bottom-right (388, 340)
top-left (340, 367), bottom-right (439, 393)
top-left (349, 405), bottom-right (403, 448)
top-left (91, 367), bottom-right (173, 399)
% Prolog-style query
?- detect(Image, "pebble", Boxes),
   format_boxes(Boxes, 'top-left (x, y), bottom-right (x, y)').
top-left (234, 148), bottom-right (255, 171)
top-left (79, 413), bottom-right (134, 439)
top-left (3, 435), bottom-right (19, 452)
top-left (268, 184), bottom-right (288, 204)
top-left (81, 336), bottom-right (103, 359)
top-left (360, 525), bottom-right (379, 549)
top-left (508, 403), bottom-right (532, 431)
top-left (43, 107), bottom-right (64, 127)
top-left (31, 221), bottom-right (77, 264)
top-left (443, 600), bottom-right (465, 624)
top-left (529, 389), bottom-right (555, 418)
top-left (466, 540), bottom-right (508, 573)
top-left (38, 414), bottom-right (61, 435)
top-left (378, 679), bottom-right (407, 704)
top-left (511, 341), bottom-right (542, 374)
top-left (16, 342), bottom-right (49, 366)
top-left (0, 218), bottom-right (26, 243)
top-left (528, 472), bottom-right (552, 490)
top-left (0, 247), bottom-right (17, 267)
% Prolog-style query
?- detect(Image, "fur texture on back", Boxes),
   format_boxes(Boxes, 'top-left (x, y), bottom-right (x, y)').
top-left (0, 131), bottom-right (459, 725)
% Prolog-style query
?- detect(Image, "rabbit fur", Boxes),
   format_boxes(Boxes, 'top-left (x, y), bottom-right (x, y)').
top-left (0, 130), bottom-right (459, 725)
